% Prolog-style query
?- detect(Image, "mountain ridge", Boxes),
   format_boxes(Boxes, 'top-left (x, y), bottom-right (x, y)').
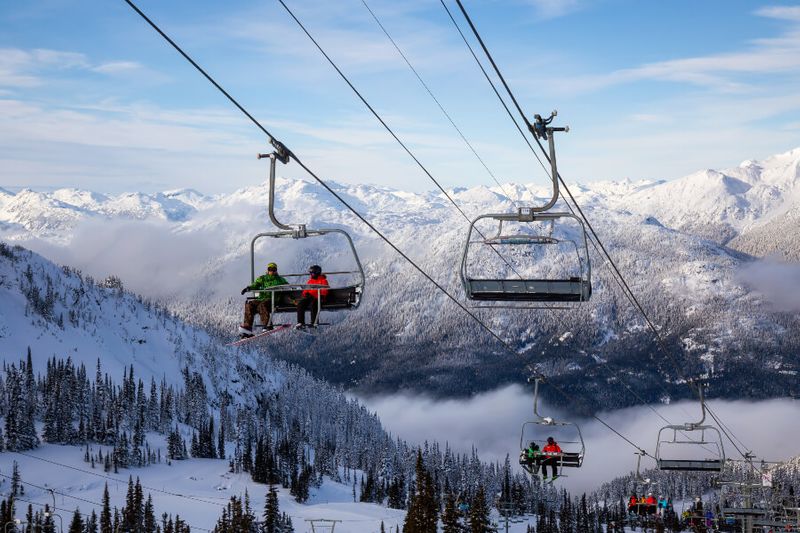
top-left (2, 147), bottom-right (800, 404)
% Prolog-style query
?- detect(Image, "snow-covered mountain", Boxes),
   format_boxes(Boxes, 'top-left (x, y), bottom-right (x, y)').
top-left (2, 147), bottom-right (800, 405)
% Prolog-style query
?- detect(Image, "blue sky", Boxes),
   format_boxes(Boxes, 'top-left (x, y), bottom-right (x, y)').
top-left (1, 0), bottom-right (799, 194)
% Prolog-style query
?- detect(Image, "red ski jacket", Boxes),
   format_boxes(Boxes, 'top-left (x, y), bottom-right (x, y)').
top-left (543, 443), bottom-right (562, 454)
top-left (302, 274), bottom-right (329, 299)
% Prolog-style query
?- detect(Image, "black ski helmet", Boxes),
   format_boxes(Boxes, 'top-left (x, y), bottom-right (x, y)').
top-left (309, 265), bottom-right (322, 275)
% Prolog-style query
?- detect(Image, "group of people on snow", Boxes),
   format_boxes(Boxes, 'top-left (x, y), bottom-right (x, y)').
top-left (521, 436), bottom-right (563, 481)
top-left (239, 262), bottom-right (330, 337)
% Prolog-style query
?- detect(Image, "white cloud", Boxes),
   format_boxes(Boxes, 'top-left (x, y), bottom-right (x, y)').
top-left (0, 47), bottom-right (154, 89)
top-left (23, 218), bottom-right (228, 299)
top-left (736, 258), bottom-right (800, 312)
top-left (0, 48), bottom-right (88, 87)
top-left (755, 6), bottom-right (800, 22)
top-left (91, 61), bottom-right (146, 74)
top-left (0, 98), bottom-right (250, 153)
top-left (542, 10), bottom-right (800, 95)
top-left (524, 0), bottom-right (583, 20)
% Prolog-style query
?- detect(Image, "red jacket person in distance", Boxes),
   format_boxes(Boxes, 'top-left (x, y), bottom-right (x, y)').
top-left (295, 264), bottom-right (329, 328)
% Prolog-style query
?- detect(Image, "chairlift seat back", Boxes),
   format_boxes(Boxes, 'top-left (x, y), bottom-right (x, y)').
top-left (656, 458), bottom-right (724, 472)
top-left (722, 508), bottom-right (767, 517)
top-left (531, 451), bottom-right (583, 468)
top-left (467, 278), bottom-right (591, 302)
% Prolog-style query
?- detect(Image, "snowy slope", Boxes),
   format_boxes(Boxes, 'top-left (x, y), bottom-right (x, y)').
top-left (8, 441), bottom-right (412, 533)
top-left (1, 147), bottom-right (800, 402)
top-left (0, 244), bottom-right (194, 383)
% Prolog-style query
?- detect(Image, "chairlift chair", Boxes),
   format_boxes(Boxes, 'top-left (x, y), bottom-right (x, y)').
top-left (627, 452), bottom-right (660, 517)
top-left (244, 151), bottom-right (365, 327)
top-left (461, 208), bottom-right (591, 305)
top-left (655, 386), bottom-right (725, 472)
top-left (460, 111), bottom-right (591, 307)
top-left (518, 378), bottom-right (585, 477)
top-left (305, 519), bottom-right (341, 533)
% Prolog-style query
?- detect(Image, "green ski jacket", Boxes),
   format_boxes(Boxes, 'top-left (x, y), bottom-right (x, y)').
top-left (250, 273), bottom-right (289, 301)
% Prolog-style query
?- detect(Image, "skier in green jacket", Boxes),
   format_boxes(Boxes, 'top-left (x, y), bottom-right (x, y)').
top-left (519, 441), bottom-right (541, 475)
top-left (239, 262), bottom-right (288, 337)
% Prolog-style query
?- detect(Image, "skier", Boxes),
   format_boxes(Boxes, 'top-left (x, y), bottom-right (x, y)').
top-left (239, 262), bottom-right (288, 337)
top-left (295, 264), bottom-right (329, 328)
top-left (646, 493), bottom-right (657, 505)
top-left (541, 436), bottom-right (562, 481)
top-left (520, 441), bottom-right (541, 474)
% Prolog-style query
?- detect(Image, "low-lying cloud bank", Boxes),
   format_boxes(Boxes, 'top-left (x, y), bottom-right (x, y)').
top-left (359, 385), bottom-right (800, 493)
top-left (737, 258), bottom-right (800, 312)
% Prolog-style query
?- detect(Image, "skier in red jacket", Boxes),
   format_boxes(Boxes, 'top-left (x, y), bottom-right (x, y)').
top-left (541, 436), bottom-right (562, 481)
top-left (296, 264), bottom-right (329, 328)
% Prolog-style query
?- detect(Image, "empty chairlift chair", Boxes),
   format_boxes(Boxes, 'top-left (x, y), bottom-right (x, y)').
top-left (460, 111), bottom-right (591, 307)
top-left (655, 387), bottom-right (725, 472)
top-left (461, 208), bottom-right (591, 305)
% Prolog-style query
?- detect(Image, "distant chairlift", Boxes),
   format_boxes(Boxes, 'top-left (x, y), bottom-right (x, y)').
top-left (628, 451), bottom-right (659, 517)
top-left (655, 385), bottom-right (725, 472)
top-left (460, 111), bottom-right (591, 306)
top-left (245, 148), bottom-right (365, 326)
top-left (519, 377), bottom-right (585, 477)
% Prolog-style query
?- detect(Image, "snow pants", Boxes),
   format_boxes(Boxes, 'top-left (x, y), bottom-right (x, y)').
top-left (243, 299), bottom-right (271, 329)
top-left (296, 296), bottom-right (321, 325)
top-left (541, 457), bottom-right (558, 479)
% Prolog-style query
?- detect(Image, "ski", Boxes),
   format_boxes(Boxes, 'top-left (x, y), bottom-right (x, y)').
top-left (228, 324), bottom-right (292, 346)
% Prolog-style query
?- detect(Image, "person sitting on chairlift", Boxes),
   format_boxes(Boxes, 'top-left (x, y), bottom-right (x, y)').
top-left (629, 494), bottom-right (639, 511)
top-left (239, 262), bottom-right (288, 337)
top-left (296, 264), bottom-right (329, 329)
top-left (658, 495), bottom-right (668, 517)
top-left (521, 441), bottom-right (541, 474)
top-left (646, 493), bottom-right (657, 505)
top-left (541, 436), bottom-right (562, 480)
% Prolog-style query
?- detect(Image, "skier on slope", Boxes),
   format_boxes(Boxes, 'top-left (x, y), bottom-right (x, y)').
top-left (541, 436), bottom-right (562, 481)
top-left (239, 262), bottom-right (288, 337)
top-left (295, 264), bottom-right (329, 328)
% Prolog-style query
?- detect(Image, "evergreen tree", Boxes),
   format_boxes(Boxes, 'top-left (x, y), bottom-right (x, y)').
top-left (85, 510), bottom-right (98, 533)
top-left (100, 483), bottom-right (112, 533)
top-left (263, 485), bottom-right (280, 533)
top-left (469, 485), bottom-right (493, 533)
top-left (143, 495), bottom-right (157, 533)
top-left (68, 508), bottom-right (84, 533)
top-left (442, 492), bottom-right (461, 533)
